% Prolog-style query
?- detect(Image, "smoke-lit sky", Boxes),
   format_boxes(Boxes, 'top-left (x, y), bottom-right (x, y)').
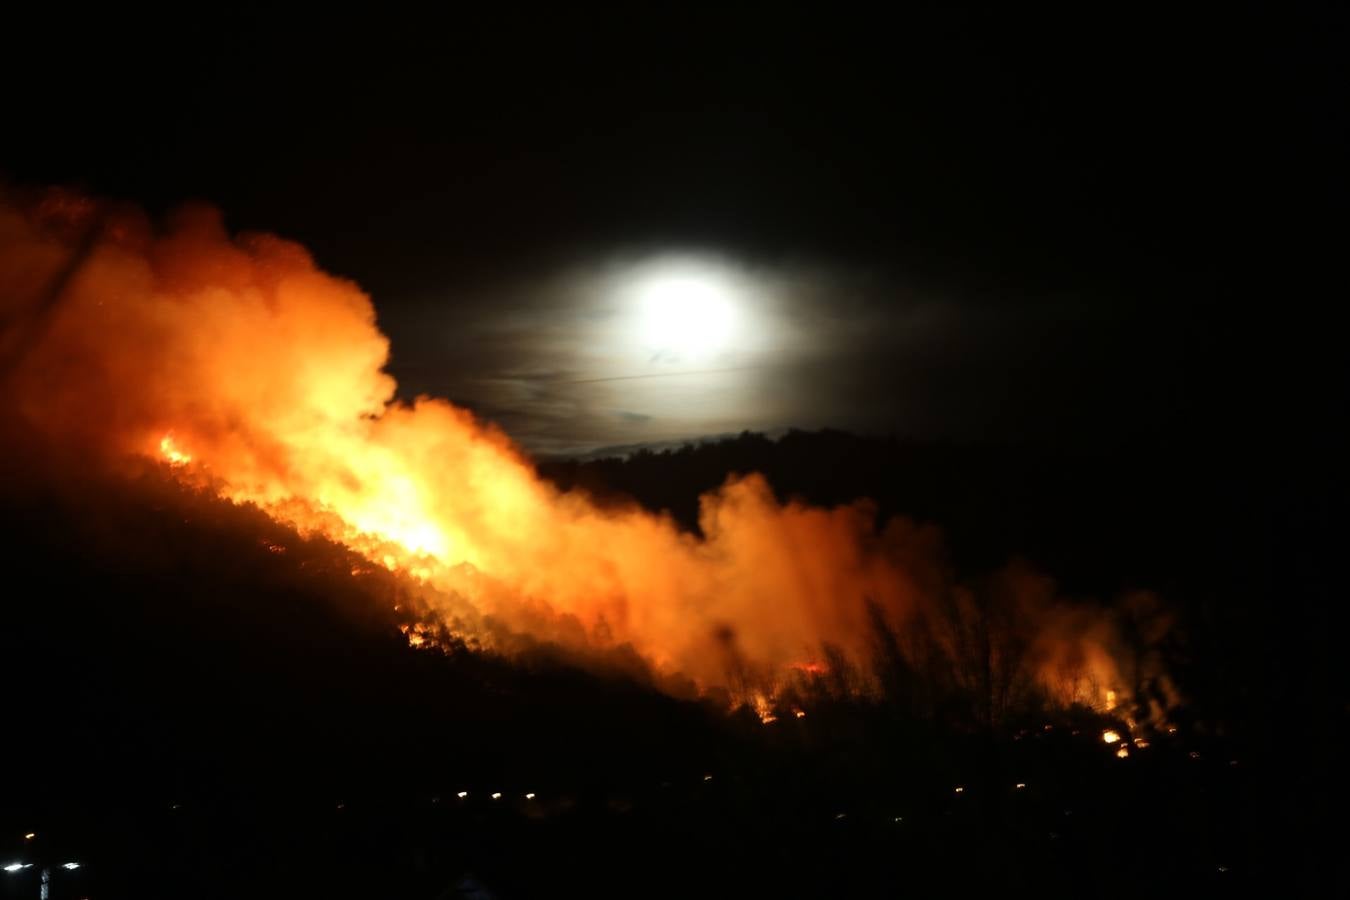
top-left (3, 6), bottom-right (1344, 455)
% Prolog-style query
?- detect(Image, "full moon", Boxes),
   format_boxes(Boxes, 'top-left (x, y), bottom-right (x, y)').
top-left (627, 260), bottom-right (741, 362)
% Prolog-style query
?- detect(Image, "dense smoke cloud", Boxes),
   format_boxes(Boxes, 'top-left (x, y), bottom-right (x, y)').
top-left (0, 187), bottom-right (1170, 716)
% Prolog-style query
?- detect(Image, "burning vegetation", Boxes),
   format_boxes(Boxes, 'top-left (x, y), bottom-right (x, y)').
top-left (2, 186), bottom-right (1334, 898)
top-left (0, 187), bottom-right (1177, 727)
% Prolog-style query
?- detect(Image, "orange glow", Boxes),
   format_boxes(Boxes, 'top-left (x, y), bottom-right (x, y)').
top-left (1116, 746), bottom-right (1130, 759)
top-left (399, 624), bottom-right (431, 648)
top-left (159, 434), bottom-right (191, 467)
top-left (0, 189), bottom-right (1175, 710)
top-left (751, 692), bottom-right (778, 724)
top-left (1102, 730), bottom-right (1122, 744)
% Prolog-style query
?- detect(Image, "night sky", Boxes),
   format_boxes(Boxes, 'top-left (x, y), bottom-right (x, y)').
top-left (3, 12), bottom-right (1349, 895)
top-left (4, 6), bottom-right (1344, 454)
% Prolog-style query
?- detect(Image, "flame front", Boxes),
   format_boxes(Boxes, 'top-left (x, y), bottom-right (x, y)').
top-left (1, 190), bottom-right (1170, 712)
top-left (159, 434), bottom-right (192, 466)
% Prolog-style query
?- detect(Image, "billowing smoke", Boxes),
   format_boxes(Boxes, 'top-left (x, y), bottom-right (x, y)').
top-left (0, 187), bottom-right (1173, 719)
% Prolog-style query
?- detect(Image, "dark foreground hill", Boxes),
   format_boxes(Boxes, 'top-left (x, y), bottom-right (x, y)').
top-left (0, 433), bottom-right (1343, 897)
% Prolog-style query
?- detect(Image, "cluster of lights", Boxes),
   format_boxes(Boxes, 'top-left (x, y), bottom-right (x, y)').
top-left (451, 790), bottom-right (537, 801)
top-left (12, 733), bottom-right (1221, 874)
top-left (5, 728), bottom-right (1229, 889)
top-left (249, 721), bottom-right (1195, 826)
top-left (77, 722), bottom-right (1206, 841)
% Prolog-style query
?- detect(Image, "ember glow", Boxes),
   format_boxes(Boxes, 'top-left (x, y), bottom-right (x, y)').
top-left (159, 434), bottom-right (191, 467)
top-left (752, 693), bottom-right (779, 725)
top-left (0, 189), bottom-right (1174, 713)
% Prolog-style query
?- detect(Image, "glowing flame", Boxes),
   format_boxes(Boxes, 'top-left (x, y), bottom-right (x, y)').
top-left (399, 624), bottom-right (430, 648)
top-left (0, 189), bottom-right (1178, 712)
top-left (1102, 730), bottom-right (1122, 744)
top-left (159, 434), bottom-right (191, 467)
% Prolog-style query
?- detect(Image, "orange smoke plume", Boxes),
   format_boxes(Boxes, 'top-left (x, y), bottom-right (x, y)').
top-left (0, 188), bottom-right (1168, 715)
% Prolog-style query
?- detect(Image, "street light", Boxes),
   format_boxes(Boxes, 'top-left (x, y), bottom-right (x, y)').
top-left (4, 860), bottom-right (82, 899)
